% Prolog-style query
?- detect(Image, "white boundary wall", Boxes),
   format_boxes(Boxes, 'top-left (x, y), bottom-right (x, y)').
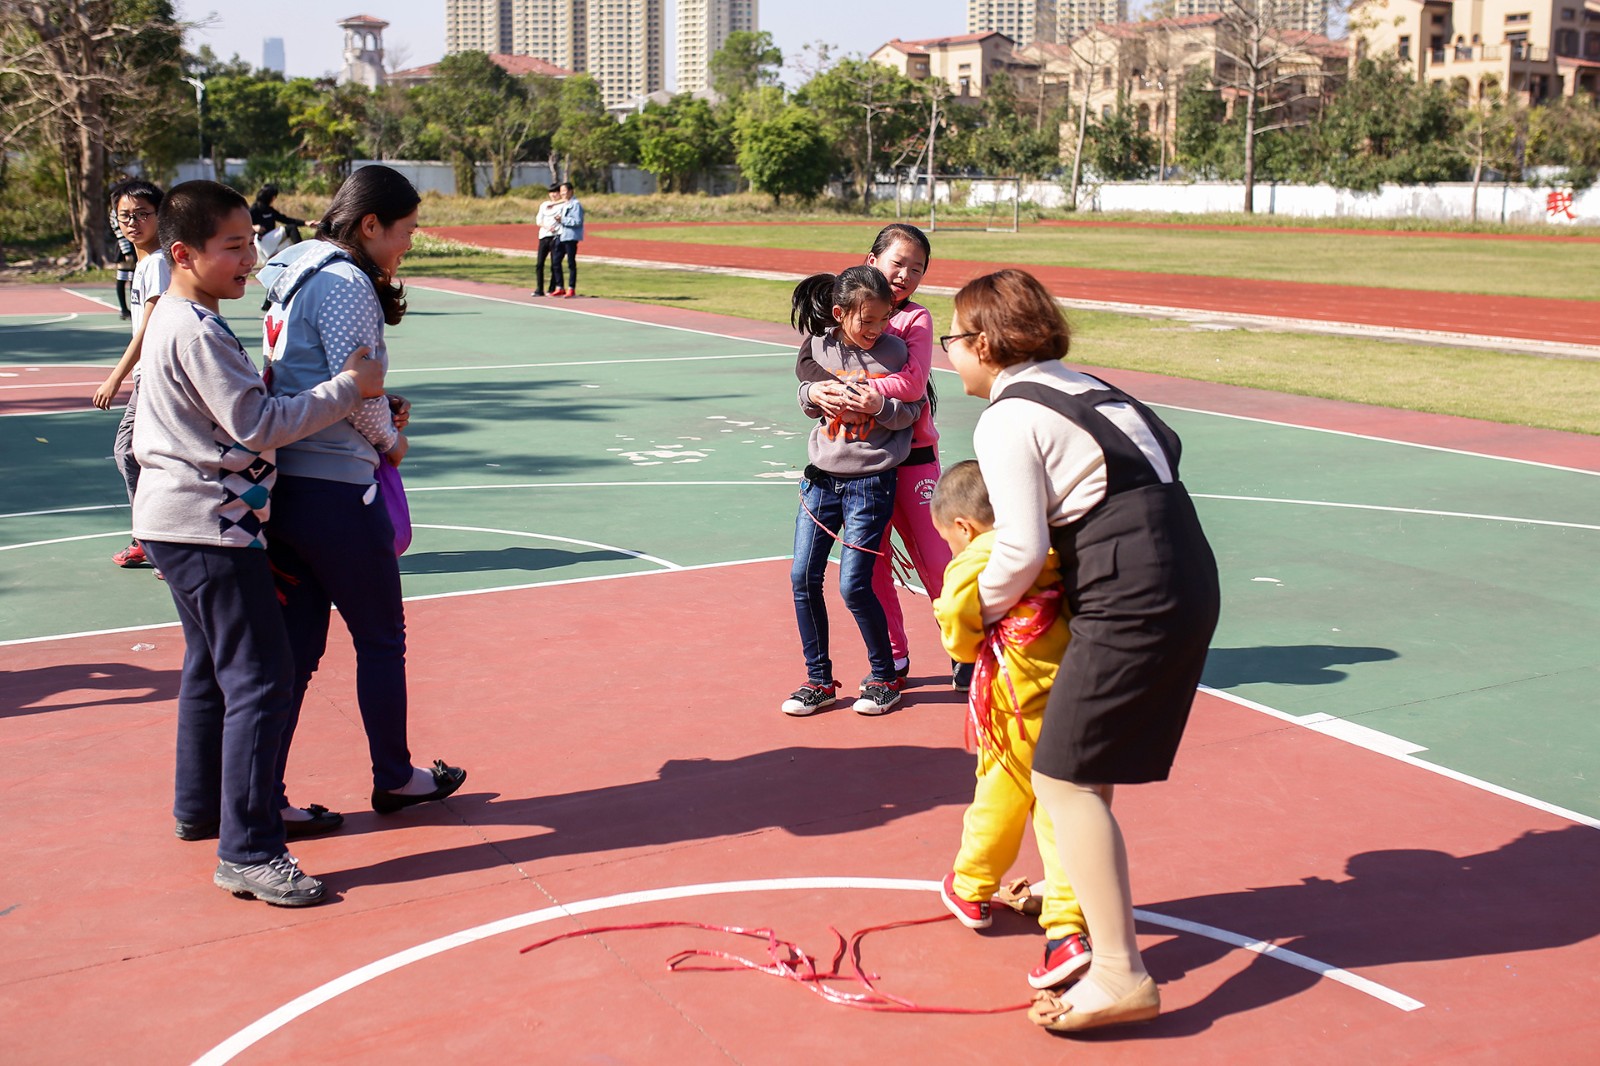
top-left (880, 177), bottom-right (1599, 226)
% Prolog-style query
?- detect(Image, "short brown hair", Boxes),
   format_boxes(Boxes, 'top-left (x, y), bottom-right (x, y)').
top-left (931, 460), bottom-right (994, 527)
top-left (952, 269), bottom-right (1070, 368)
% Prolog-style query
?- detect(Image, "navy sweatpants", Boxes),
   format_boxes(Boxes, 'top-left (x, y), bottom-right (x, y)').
top-left (266, 473), bottom-right (412, 799)
top-left (143, 541), bottom-right (291, 864)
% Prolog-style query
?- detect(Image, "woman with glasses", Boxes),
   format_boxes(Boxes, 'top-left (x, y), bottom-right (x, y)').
top-left (941, 270), bottom-right (1220, 1035)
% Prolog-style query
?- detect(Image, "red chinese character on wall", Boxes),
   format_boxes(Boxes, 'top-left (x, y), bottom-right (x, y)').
top-left (1546, 188), bottom-right (1577, 220)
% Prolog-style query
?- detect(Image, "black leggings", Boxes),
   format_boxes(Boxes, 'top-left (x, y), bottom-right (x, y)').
top-left (534, 235), bottom-right (556, 292)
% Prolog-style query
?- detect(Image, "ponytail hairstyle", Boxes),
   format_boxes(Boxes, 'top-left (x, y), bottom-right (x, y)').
top-left (867, 222), bottom-right (938, 416)
top-left (253, 184), bottom-right (279, 209)
top-left (315, 165), bottom-right (421, 327)
top-left (789, 265), bottom-right (893, 338)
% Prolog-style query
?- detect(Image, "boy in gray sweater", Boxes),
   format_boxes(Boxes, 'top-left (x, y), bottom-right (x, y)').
top-left (132, 181), bottom-right (385, 906)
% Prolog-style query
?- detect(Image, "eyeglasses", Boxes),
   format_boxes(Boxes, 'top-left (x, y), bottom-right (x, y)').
top-left (116, 210), bottom-right (155, 225)
top-left (939, 332), bottom-right (978, 352)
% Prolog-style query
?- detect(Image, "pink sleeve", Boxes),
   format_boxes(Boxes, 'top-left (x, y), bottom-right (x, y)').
top-left (868, 305), bottom-right (933, 400)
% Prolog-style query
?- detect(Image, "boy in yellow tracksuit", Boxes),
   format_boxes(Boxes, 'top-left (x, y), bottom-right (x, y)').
top-left (931, 460), bottom-right (1091, 990)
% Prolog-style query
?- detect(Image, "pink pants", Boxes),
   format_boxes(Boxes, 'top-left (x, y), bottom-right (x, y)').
top-left (872, 459), bottom-right (953, 662)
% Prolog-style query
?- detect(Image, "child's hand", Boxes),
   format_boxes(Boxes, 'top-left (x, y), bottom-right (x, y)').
top-left (387, 392), bottom-right (411, 430)
top-left (838, 382), bottom-right (885, 415)
top-left (386, 433), bottom-right (409, 466)
top-left (91, 375), bottom-right (121, 410)
top-left (341, 346), bottom-right (386, 398)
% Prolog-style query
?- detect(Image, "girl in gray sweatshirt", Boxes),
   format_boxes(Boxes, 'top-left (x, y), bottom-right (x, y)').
top-left (782, 267), bottom-right (924, 719)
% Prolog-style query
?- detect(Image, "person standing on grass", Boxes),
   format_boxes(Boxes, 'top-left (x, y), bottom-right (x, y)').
top-left (530, 187), bottom-right (563, 297)
top-left (261, 164), bottom-right (466, 827)
top-left (92, 179), bottom-right (169, 572)
top-left (944, 269), bottom-right (1220, 1034)
top-left (796, 224), bottom-right (960, 691)
top-left (132, 179), bottom-right (384, 905)
top-left (548, 181), bottom-right (584, 298)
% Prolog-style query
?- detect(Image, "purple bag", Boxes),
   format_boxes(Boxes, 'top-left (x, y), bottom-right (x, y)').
top-left (376, 460), bottom-right (412, 556)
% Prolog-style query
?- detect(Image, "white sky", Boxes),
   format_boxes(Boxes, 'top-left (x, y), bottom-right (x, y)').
top-left (179, 1), bottom-right (969, 87)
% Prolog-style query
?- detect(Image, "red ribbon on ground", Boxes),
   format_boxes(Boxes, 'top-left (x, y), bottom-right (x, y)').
top-left (521, 913), bottom-right (1031, 1015)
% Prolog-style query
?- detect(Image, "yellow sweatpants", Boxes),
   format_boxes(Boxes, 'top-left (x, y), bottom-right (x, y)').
top-left (952, 706), bottom-right (1085, 941)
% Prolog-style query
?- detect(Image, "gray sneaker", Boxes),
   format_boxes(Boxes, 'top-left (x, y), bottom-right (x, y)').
top-left (214, 852), bottom-right (327, 906)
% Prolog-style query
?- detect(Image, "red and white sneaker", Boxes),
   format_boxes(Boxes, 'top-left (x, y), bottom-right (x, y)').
top-left (561, 289), bottom-right (576, 298)
top-left (781, 679), bottom-right (840, 717)
top-left (549, 287), bottom-right (566, 296)
top-left (852, 675), bottom-right (904, 716)
top-left (1028, 932), bottom-right (1093, 989)
top-left (940, 872), bottom-right (992, 929)
top-left (112, 541), bottom-right (148, 568)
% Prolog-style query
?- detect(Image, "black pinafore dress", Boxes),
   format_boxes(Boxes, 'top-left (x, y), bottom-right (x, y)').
top-left (997, 380), bottom-right (1221, 784)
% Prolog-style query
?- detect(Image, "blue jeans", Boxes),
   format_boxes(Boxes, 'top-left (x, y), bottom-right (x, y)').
top-left (790, 469), bottom-right (897, 683)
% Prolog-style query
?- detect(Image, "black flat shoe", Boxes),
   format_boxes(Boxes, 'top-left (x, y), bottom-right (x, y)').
top-left (371, 760), bottom-right (467, 814)
top-left (175, 818), bottom-right (219, 841)
top-left (284, 803), bottom-right (345, 838)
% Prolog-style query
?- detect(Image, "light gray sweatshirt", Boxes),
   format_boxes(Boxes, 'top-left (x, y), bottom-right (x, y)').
top-left (131, 296), bottom-right (361, 549)
top-left (796, 329), bottom-right (921, 477)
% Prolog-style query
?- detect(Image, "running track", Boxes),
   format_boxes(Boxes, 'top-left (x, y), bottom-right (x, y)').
top-left (429, 224), bottom-right (1600, 349)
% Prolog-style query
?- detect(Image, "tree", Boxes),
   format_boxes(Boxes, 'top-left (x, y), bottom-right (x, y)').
top-left (1315, 57), bottom-right (1460, 191)
top-left (709, 30), bottom-right (782, 101)
top-left (625, 94), bottom-right (730, 192)
top-left (963, 72), bottom-right (1061, 178)
top-left (737, 105), bottom-right (830, 204)
top-left (1193, 0), bottom-right (1346, 211)
top-left (795, 57), bottom-right (920, 211)
top-left (1084, 93), bottom-right (1159, 180)
top-left (1527, 95), bottom-right (1600, 190)
top-left (552, 74), bottom-right (627, 189)
top-left (285, 78), bottom-right (368, 192)
top-left (1455, 85), bottom-right (1526, 221)
top-left (0, 0), bottom-right (185, 267)
top-left (1174, 65), bottom-right (1231, 178)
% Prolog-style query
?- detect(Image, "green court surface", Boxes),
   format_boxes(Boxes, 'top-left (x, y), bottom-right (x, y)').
top-left (2, 284), bottom-right (1596, 823)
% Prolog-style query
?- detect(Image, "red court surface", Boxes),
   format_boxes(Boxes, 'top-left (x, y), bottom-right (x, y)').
top-left (429, 224), bottom-right (1600, 349)
top-left (0, 283), bottom-right (118, 315)
top-left (5, 562), bottom-right (1599, 1063)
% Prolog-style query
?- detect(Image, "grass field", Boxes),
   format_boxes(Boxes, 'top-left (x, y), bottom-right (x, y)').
top-left (409, 239), bottom-right (1600, 436)
top-left (572, 222), bottom-right (1600, 303)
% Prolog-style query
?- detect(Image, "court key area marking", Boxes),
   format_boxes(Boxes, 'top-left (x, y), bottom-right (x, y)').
top-left (191, 876), bottom-right (1422, 1066)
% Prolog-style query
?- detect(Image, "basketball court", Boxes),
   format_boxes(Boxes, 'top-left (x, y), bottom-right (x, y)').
top-left (2, 277), bottom-right (1597, 1063)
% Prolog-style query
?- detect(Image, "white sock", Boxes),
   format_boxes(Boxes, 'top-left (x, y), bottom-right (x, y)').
top-left (281, 805), bottom-right (312, 822)
top-left (391, 765), bottom-right (437, 796)
top-left (893, 657), bottom-right (909, 672)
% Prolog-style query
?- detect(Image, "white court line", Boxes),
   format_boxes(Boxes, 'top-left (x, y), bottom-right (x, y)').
top-left (0, 406), bottom-right (122, 418)
top-left (4, 552), bottom-right (1594, 836)
top-left (1157, 402), bottom-right (1600, 478)
top-left (388, 351), bottom-right (788, 374)
top-left (0, 503), bottom-right (125, 521)
top-left (60, 288), bottom-right (119, 310)
top-left (190, 876), bottom-right (1422, 1065)
top-left (1193, 494), bottom-right (1600, 532)
top-left (0, 312), bottom-right (79, 325)
top-left (412, 523), bottom-right (681, 571)
top-left (1199, 686), bottom-right (1600, 830)
top-left (406, 280), bottom-right (796, 349)
top-left (0, 530), bottom-right (131, 553)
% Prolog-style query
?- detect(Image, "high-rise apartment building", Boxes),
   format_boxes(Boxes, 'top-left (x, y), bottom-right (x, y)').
top-left (1170, 0), bottom-right (1327, 35)
top-left (1057, 0), bottom-right (1127, 40)
top-left (262, 37), bottom-right (285, 73)
top-left (677, 0), bottom-right (759, 95)
top-left (967, 0), bottom-right (1056, 45)
top-left (445, 0), bottom-right (663, 105)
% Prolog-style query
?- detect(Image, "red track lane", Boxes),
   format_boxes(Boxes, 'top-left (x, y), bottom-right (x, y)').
top-left (415, 276), bottom-right (1600, 472)
top-left (429, 224), bottom-right (1600, 348)
top-left (2, 564), bottom-right (1597, 1063)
